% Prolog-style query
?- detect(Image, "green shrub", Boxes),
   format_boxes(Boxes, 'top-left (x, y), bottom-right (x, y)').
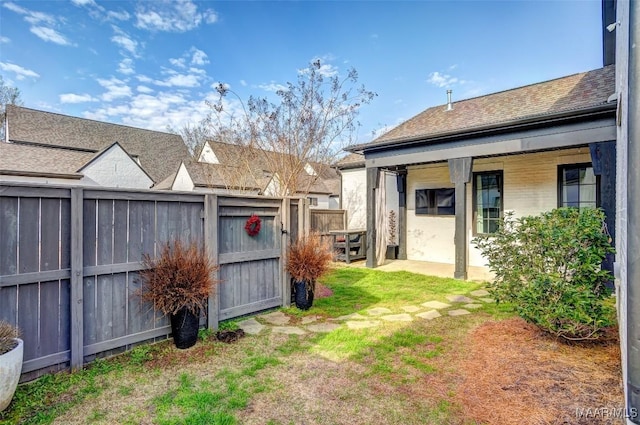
top-left (473, 207), bottom-right (616, 341)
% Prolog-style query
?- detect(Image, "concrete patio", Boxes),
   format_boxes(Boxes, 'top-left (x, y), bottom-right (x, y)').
top-left (341, 259), bottom-right (494, 282)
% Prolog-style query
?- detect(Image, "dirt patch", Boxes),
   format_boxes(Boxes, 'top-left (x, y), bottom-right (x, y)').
top-left (315, 282), bottom-right (334, 299)
top-left (455, 318), bottom-right (623, 425)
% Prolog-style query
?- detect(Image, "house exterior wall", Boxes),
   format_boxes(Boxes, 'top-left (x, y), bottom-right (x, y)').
top-left (171, 163), bottom-right (195, 191)
top-left (308, 193), bottom-right (330, 209)
top-left (82, 145), bottom-right (153, 189)
top-left (405, 147), bottom-right (592, 266)
top-left (341, 167), bottom-right (367, 229)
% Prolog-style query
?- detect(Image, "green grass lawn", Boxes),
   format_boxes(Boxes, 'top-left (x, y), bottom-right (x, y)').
top-left (1, 267), bottom-right (511, 425)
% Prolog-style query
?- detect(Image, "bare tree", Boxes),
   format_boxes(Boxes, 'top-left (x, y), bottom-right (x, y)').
top-left (203, 60), bottom-right (376, 197)
top-left (1, 76), bottom-right (22, 140)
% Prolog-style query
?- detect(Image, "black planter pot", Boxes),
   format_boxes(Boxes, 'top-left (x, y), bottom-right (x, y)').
top-left (170, 307), bottom-right (200, 349)
top-left (293, 280), bottom-right (314, 310)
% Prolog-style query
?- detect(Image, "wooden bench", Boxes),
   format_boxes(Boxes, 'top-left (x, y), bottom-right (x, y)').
top-left (329, 229), bottom-right (366, 264)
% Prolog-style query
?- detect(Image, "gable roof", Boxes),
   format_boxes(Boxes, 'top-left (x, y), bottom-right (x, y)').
top-left (336, 152), bottom-right (365, 169)
top-left (187, 140), bottom-right (340, 195)
top-left (351, 65), bottom-right (616, 151)
top-left (0, 142), bottom-right (92, 178)
top-left (6, 105), bottom-right (190, 183)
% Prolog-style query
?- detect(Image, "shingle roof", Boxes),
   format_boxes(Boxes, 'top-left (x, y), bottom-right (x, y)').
top-left (353, 65), bottom-right (616, 151)
top-left (193, 140), bottom-right (340, 195)
top-left (0, 142), bottom-right (93, 177)
top-left (6, 105), bottom-right (190, 183)
top-left (336, 152), bottom-right (365, 169)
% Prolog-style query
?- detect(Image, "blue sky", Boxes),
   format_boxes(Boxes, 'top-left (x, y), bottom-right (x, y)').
top-left (0, 0), bottom-right (603, 143)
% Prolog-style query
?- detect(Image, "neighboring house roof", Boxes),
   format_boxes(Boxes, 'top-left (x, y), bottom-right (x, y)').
top-left (6, 105), bottom-right (190, 183)
top-left (350, 65), bottom-right (616, 151)
top-left (0, 142), bottom-right (92, 178)
top-left (336, 152), bottom-right (365, 169)
top-left (192, 140), bottom-right (341, 195)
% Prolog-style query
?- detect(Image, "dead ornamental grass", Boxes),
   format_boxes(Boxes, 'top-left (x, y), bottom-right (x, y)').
top-left (456, 318), bottom-right (623, 425)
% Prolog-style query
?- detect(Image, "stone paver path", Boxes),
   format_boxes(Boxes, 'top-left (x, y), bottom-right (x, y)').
top-left (237, 318), bottom-right (264, 335)
top-left (401, 306), bottom-right (421, 313)
top-left (421, 301), bottom-right (452, 309)
top-left (272, 326), bottom-right (306, 335)
top-left (236, 287), bottom-right (491, 335)
top-left (381, 313), bottom-right (413, 322)
top-left (448, 309), bottom-right (471, 316)
top-left (367, 307), bottom-right (393, 316)
top-left (416, 310), bottom-right (442, 320)
top-left (346, 320), bottom-right (381, 329)
top-left (446, 295), bottom-right (475, 303)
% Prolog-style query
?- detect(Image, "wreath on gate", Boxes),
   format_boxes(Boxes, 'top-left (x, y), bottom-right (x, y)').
top-left (244, 214), bottom-right (262, 237)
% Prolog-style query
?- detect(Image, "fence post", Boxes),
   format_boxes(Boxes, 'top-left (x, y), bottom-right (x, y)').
top-left (281, 198), bottom-right (291, 307)
top-left (204, 194), bottom-right (219, 331)
top-left (70, 187), bottom-right (84, 371)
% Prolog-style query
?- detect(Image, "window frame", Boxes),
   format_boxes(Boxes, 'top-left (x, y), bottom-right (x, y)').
top-left (557, 163), bottom-right (600, 209)
top-left (472, 170), bottom-right (504, 236)
top-left (414, 188), bottom-right (456, 216)
top-left (307, 197), bottom-right (319, 207)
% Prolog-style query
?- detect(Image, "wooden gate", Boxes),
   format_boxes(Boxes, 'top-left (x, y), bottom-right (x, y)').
top-left (212, 196), bottom-right (287, 321)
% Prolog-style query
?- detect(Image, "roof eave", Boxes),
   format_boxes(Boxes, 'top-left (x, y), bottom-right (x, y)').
top-left (0, 170), bottom-right (83, 179)
top-left (348, 102), bottom-right (617, 153)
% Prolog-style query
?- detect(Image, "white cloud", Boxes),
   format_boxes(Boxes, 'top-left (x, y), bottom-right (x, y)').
top-left (30, 26), bottom-right (71, 45)
top-left (106, 10), bottom-right (130, 21)
top-left (448, 64), bottom-right (458, 71)
top-left (59, 93), bottom-right (96, 103)
top-left (71, 0), bottom-right (97, 6)
top-left (169, 58), bottom-right (186, 68)
top-left (0, 62), bottom-right (40, 80)
top-left (157, 74), bottom-right (200, 88)
top-left (3, 2), bottom-right (56, 25)
top-left (135, 0), bottom-right (218, 32)
top-left (111, 27), bottom-right (138, 55)
top-left (299, 58), bottom-right (339, 77)
top-left (97, 77), bottom-right (132, 101)
top-left (72, 0), bottom-right (130, 22)
top-left (190, 47), bottom-right (208, 65)
top-left (258, 82), bottom-right (288, 93)
top-left (118, 58), bottom-right (135, 75)
top-left (0, 36), bottom-right (9, 43)
top-left (137, 85), bottom-right (154, 94)
top-left (427, 71), bottom-right (459, 88)
top-left (240, 80), bottom-right (247, 87)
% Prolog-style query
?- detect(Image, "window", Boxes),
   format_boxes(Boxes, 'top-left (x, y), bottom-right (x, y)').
top-left (558, 164), bottom-right (599, 209)
top-left (415, 188), bottom-right (455, 216)
top-left (308, 197), bottom-right (318, 206)
top-left (473, 171), bottom-right (503, 234)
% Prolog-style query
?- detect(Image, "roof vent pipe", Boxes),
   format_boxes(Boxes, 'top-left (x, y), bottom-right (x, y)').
top-left (446, 89), bottom-right (453, 111)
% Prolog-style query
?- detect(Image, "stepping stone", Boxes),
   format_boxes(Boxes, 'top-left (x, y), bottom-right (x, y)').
top-left (260, 311), bottom-right (290, 325)
top-left (421, 301), bottom-right (452, 310)
top-left (367, 307), bottom-right (392, 316)
top-left (448, 309), bottom-right (471, 316)
top-left (301, 316), bottom-right (319, 325)
top-left (306, 323), bottom-right (341, 333)
top-left (332, 313), bottom-right (368, 321)
top-left (346, 320), bottom-right (381, 329)
top-left (446, 295), bottom-right (475, 303)
top-left (470, 289), bottom-right (490, 297)
top-left (381, 313), bottom-right (413, 322)
top-left (464, 304), bottom-right (483, 309)
top-left (401, 306), bottom-right (421, 313)
top-left (479, 298), bottom-right (496, 303)
top-left (237, 318), bottom-right (264, 335)
top-left (416, 310), bottom-right (442, 320)
top-left (272, 326), bottom-right (306, 335)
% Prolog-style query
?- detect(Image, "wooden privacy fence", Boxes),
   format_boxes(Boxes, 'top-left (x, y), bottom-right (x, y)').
top-left (0, 184), bottom-right (306, 380)
top-left (310, 208), bottom-right (346, 245)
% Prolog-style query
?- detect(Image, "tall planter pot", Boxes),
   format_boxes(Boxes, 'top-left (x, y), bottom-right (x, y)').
top-left (293, 280), bottom-right (315, 310)
top-left (0, 338), bottom-right (23, 412)
top-left (170, 308), bottom-right (200, 349)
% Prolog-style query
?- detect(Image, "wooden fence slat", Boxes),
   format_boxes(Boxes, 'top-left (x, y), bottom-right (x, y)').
top-left (83, 199), bottom-right (97, 267)
top-left (40, 198), bottom-right (61, 272)
top-left (0, 197), bottom-right (18, 276)
top-left (39, 280), bottom-right (61, 357)
top-left (128, 201), bottom-right (143, 262)
top-left (18, 197), bottom-right (39, 274)
top-left (0, 269), bottom-right (70, 287)
top-left (17, 283), bottom-right (39, 361)
top-left (218, 249), bottom-right (281, 265)
top-left (70, 187), bottom-right (84, 370)
top-left (113, 200), bottom-right (128, 264)
top-left (205, 195), bottom-right (219, 331)
top-left (97, 199), bottom-right (114, 266)
top-left (60, 199), bottom-right (71, 270)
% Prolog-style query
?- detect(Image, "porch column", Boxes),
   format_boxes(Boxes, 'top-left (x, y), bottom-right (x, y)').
top-left (589, 141), bottom-right (616, 283)
top-left (366, 166), bottom-right (380, 268)
top-left (396, 168), bottom-right (407, 260)
top-left (448, 157), bottom-right (473, 280)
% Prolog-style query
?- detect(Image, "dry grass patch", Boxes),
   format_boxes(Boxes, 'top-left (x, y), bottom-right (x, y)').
top-left (456, 318), bottom-right (623, 425)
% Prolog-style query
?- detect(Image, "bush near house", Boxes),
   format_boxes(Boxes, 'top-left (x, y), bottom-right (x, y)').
top-left (473, 207), bottom-right (616, 341)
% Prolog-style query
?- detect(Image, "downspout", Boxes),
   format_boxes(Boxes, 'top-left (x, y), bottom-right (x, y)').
top-left (627, 1), bottom-right (640, 421)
